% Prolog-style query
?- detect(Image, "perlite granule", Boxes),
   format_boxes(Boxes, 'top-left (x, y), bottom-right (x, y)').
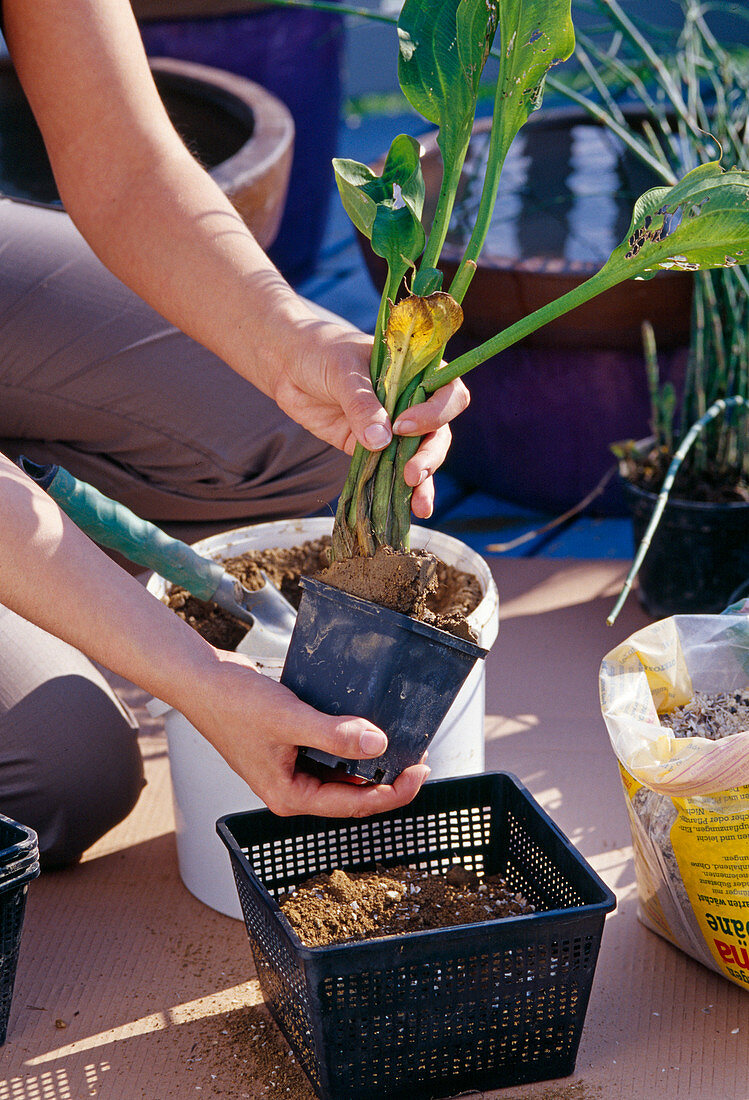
top-left (659, 690), bottom-right (749, 740)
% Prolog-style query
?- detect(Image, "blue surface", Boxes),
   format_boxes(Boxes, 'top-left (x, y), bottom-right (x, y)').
top-left (296, 112), bottom-right (634, 564)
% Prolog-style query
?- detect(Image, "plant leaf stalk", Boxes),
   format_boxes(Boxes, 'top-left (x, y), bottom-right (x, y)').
top-left (424, 267), bottom-right (620, 388)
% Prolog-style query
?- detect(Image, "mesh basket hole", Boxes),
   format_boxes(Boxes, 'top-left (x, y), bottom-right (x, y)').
top-left (503, 811), bottom-right (586, 911)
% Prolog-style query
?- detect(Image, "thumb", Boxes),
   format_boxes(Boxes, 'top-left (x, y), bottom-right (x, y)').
top-left (345, 388), bottom-right (392, 452)
top-left (338, 365), bottom-right (392, 451)
top-left (324, 328), bottom-right (393, 450)
top-left (361, 415), bottom-right (394, 452)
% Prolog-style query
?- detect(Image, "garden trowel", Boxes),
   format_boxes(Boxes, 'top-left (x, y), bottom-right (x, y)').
top-left (18, 457), bottom-right (296, 659)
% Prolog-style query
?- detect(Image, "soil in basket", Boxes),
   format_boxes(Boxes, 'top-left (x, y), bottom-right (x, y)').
top-left (279, 863), bottom-right (535, 948)
top-left (165, 536), bottom-right (482, 649)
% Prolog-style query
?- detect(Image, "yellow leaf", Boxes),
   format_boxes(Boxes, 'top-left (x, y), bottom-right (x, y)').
top-left (386, 293), bottom-right (463, 366)
top-left (381, 293), bottom-right (463, 412)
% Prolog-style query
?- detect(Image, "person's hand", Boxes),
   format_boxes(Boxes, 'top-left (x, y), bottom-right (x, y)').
top-left (182, 648), bottom-right (431, 817)
top-left (269, 308), bottom-right (470, 519)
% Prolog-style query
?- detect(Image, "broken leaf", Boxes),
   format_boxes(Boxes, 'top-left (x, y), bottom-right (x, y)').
top-left (599, 162), bottom-right (749, 281)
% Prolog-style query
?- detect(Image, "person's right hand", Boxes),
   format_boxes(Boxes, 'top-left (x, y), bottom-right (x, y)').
top-left (181, 647), bottom-right (431, 817)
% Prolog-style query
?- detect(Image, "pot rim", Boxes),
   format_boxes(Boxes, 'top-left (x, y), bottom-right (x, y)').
top-left (622, 476), bottom-right (749, 513)
top-left (298, 575), bottom-right (488, 658)
top-left (148, 55), bottom-right (294, 208)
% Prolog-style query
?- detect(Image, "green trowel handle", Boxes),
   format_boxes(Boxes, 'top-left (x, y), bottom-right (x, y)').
top-left (19, 458), bottom-right (223, 601)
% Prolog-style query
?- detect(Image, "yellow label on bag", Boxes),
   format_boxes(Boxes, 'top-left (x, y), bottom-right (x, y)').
top-left (620, 764), bottom-right (749, 988)
top-left (670, 788), bottom-right (749, 987)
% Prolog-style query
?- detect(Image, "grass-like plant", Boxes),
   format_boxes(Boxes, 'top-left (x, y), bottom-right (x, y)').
top-left (545, 0), bottom-right (749, 499)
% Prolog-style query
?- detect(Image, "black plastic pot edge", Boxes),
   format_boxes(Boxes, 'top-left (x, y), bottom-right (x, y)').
top-left (281, 577), bottom-right (488, 784)
top-left (622, 478), bottom-right (749, 618)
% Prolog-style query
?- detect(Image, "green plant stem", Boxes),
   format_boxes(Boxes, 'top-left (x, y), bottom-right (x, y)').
top-left (249, 0), bottom-right (397, 23)
top-left (607, 395), bottom-right (749, 626)
top-left (448, 105), bottom-right (511, 304)
top-left (424, 267), bottom-right (621, 388)
top-left (330, 443), bottom-right (367, 559)
top-left (391, 386), bottom-right (425, 548)
top-left (370, 379), bottom-right (424, 547)
top-left (419, 152), bottom-right (466, 274)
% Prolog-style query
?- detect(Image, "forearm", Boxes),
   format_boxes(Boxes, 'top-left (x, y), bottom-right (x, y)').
top-left (59, 145), bottom-right (312, 397)
top-left (0, 457), bottom-right (430, 816)
top-left (0, 457), bottom-right (216, 713)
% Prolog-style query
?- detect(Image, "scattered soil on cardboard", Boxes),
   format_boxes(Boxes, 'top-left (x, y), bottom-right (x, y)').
top-left (165, 536), bottom-right (482, 648)
top-left (186, 1001), bottom-right (316, 1100)
top-left (279, 863), bottom-right (534, 948)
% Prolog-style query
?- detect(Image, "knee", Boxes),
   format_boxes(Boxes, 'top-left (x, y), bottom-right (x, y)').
top-left (0, 676), bottom-right (145, 868)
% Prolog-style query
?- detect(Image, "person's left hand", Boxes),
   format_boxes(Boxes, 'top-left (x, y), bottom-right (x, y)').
top-left (269, 310), bottom-right (470, 519)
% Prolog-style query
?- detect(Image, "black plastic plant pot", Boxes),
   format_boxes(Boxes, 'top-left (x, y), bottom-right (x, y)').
top-left (280, 577), bottom-right (488, 784)
top-left (217, 772), bottom-right (617, 1100)
top-left (623, 481), bottom-right (749, 618)
top-left (0, 814), bottom-right (40, 1045)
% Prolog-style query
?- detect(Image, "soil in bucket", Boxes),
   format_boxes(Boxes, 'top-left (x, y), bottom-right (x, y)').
top-left (163, 535), bottom-right (483, 648)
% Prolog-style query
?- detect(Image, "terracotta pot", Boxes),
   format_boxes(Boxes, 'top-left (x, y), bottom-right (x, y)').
top-left (359, 106), bottom-right (695, 514)
top-left (0, 56), bottom-right (294, 251)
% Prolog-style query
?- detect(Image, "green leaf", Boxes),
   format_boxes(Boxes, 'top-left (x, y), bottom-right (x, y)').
top-left (492, 0), bottom-right (576, 161)
top-left (332, 134), bottom-right (425, 241)
top-left (597, 163), bottom-right (749, 283)
top-left (371, 203), bottom-right (426, 270)
top-left (397, 0), bottom-right (499, 167)
top-left (412, 266), bottom-right (443, 295)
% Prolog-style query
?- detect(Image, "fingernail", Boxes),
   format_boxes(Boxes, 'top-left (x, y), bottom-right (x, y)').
top-left (393, 417), bottom-right (417, 435)
top-left (359, 730), bottom-right (387, 756)
top-left (364, 423), bottom-right (391, 449)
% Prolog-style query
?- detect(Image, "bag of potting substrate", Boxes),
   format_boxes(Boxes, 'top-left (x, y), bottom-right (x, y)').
top-left (599, 608), bottom-right (749, 989)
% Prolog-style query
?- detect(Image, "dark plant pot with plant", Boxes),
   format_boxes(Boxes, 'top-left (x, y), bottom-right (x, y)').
top-left (622, 481), bottom-right (749, 617)
top-left (580, 1), bottom-right (749, 626)
top-left (281, 577), bottom-right (488, 783)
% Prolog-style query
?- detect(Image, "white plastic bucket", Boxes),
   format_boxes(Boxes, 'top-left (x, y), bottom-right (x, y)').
top-left (147, 517), bottom-right (499, 919)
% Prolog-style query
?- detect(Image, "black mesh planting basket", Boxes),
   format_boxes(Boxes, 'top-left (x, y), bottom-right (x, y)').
top-left (217, 773), bottom-right (615, 1100)
top-left (0, 813), bottom-right (40, 1045)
